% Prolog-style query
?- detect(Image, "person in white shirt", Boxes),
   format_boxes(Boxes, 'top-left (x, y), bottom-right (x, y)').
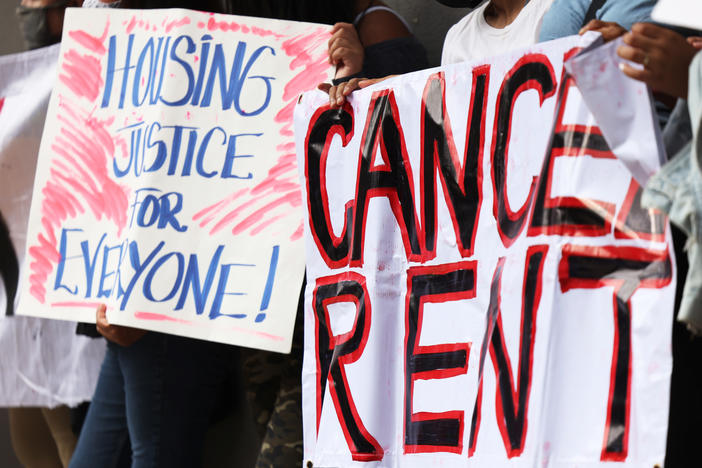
top-left (324, 0), bottom-right (555, 106)
top-left (441, 0), bottom-right (554, 65)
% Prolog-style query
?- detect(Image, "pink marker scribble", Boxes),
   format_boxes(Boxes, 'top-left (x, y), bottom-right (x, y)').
top-left (0, 97), bottom-right (4, 113)
top-left (59, 50), bottom-right (104, 102)
top-left (28, 19), bottom-right (124, 302)
top-left (59, 23), bottom-right (110, 103)
top-left (126, 16), bottom-right (137, 34)
top-left (228, 326), bottom-right (285, 342)
top-left (134, 311), bottom-right (193, 325)
top-left (192, 28), bottom-right (330, 241)
top-left (199, 16), bottom-right (284, 39)
top-left (28, 95), bottom-right (130, 303)
top-left (192, 188), bottom-right (248, 227)
top-left (68, 21), bottom-right (109, 55)
top-left (290, 224), bottom-right (304, 241)
top-left (133, 312), bottom-right (284, 342)
top-left (165, 16), bottom-right (190, 33)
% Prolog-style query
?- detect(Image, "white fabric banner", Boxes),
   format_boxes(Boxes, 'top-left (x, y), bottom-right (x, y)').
top-left (295, 35), bottom-right (675, 467)
top-left (0, 45), bottom-right (105, 407)
top-left (18, 9), bottom-right (333, 353)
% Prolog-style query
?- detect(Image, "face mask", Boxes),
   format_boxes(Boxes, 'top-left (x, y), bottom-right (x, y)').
top-left (435, 0), bottom-right (484, 8)
top-left (16, 1), bottom-right (69, 50)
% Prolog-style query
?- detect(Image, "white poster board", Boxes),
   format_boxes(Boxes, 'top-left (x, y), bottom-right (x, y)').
top-left (18, 8), bottom-right (333, 353)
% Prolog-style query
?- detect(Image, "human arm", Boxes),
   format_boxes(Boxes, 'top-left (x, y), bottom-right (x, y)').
top-left (328, 22), bottom-right (365, 79)
top-left (321, 2), bottom-right (427, 107)
top-left (579, 19), bottom-right (628, 42)
top-left (330, 2), bottom-right (414, 79)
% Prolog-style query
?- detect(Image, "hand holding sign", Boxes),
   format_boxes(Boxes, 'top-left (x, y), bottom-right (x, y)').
top-left (617, 22), bottom-right (699, 99)
top-left (96, 303), bottom-right (146, 346)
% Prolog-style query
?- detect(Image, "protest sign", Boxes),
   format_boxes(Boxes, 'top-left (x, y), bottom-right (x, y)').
top-left (295, 35), bottom-right (675, 467)
top-left (18, 8), bottom-right (333, 353)
top-left (0, 45), bottom-right (104, 407)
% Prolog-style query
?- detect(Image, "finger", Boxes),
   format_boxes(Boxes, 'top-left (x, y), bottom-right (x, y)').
top-left (330, 46), bottom-right (353, 64)
top-left (600, 25), bottom-right (627, 42)
top-left (579, 19), bottom-right (606, 35)
top-left (617, 44), bottom-right (648, 66)
top-left (333, 22), bottom-right (354, 33)
top-left (328, 84), bottom-right (341, 107)
top-left (358, 76), bottom-right (394, 88)
top-left (328, 30), bottom-right (346, 51)
top-left (618, 62), bottom-right (653, 83)
top-left (342, 78), bottom-right (360, 96)
top-left (330, 22), bottom-right (354, 39)
top-left (330, 36), bottom-right (354, 51)
top-left (622, 31), bottom-right (657, 51)
top-left (328, 34), bottom-right (340, 64)
top-left (334, 82), bottom-right (348, 105)
top-left (96, 320), bottom-right (112, 340)
top-left (95, 321), bottom-right (109, 338)
top-left (688, 36), bottom-right (702, 49)
top-left (96, 303), bottom-right (108, 327)
top-left (317, 82), bottom-right (332, 94)
top-left (328, 31), bottom-right (349, 62)
top-left (327, 34), bottom-right (337, 53)
top-left (630, 22), bottom-right (672, 40)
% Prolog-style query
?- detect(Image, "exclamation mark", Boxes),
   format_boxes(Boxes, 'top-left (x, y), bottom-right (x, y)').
top-left (256, 245), bottom-right (279, 323)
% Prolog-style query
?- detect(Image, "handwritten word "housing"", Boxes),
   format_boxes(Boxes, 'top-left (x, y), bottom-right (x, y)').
top-left (101, 34), bottom-right (276, 115)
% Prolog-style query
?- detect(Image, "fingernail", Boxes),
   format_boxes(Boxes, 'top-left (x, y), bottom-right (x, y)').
top-left (618, 62), bottom-right (626, 72)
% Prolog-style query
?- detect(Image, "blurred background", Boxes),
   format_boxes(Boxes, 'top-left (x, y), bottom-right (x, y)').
top-left (0, 0), bottom-right (470, 62)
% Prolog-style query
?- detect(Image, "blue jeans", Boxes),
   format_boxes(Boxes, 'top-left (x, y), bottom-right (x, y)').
top-left (69, 332), bottom-right (239, 468)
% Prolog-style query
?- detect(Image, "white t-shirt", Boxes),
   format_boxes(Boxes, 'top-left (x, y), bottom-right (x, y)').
top-left (441, 0), bottom-right (554, 65)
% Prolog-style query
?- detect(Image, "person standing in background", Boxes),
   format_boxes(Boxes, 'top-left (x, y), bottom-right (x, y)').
top-left (16, 0), bottom-right (82, 50)
top-left (7, 3), bottom-right (87, 467)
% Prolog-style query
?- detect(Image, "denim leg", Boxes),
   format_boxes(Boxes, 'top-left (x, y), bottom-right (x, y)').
top-left (119, 332), bottom-right (238, 468)
top-left (69, 342), bottom-right (129, 468)
top-left (157, 335), bottom-right (239, 468)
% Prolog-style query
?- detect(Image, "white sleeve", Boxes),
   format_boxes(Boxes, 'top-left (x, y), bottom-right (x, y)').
top-left (441, 22), bottom-right (459, 66)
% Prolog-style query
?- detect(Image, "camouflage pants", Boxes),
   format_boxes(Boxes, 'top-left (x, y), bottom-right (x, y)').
top-left (242, 292), bottom-right (304, 468)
